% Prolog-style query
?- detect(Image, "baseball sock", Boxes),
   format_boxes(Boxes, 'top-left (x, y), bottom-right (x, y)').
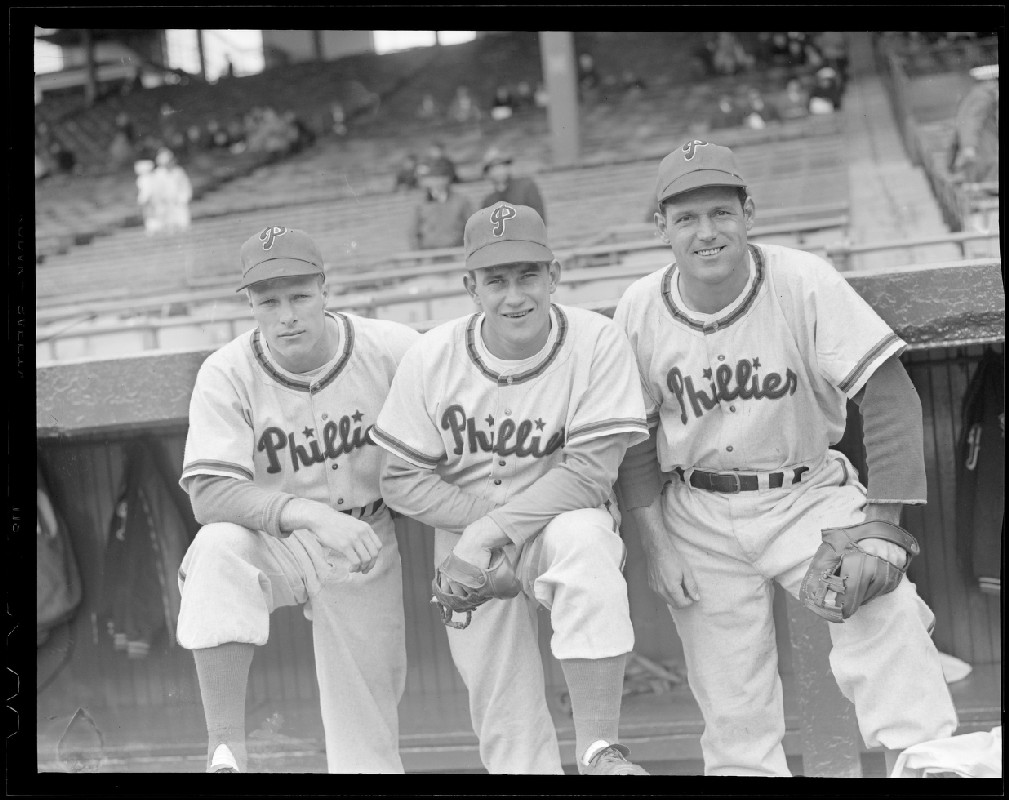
top-left (559, 653), bottom-right (628, 770)
top-left (193, 642), bottom-right (254, 772)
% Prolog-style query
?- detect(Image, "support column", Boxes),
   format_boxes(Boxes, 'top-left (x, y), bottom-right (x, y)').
top-left (195, 30), bottom-right (207, 81)
top-left (312, 30), bottom-right (324, 61)
top-left (82, 29), bottom-right (96, 107)
top-left (538, 31), bottom-right (580, 167)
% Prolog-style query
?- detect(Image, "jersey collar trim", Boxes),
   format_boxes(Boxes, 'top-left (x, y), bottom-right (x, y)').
top-left (465, 304), bottom-right (569, 385)
top-left (660, 244), bottom-right (765, 332)
top-left (252, 312), bottom-right (355, 393)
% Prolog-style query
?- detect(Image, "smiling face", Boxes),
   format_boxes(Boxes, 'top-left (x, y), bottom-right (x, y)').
top-left (463, 261), bottom-right (560, 359)
top-left (656, 185), bottom-right (754, 305)
top-left (247, 274), bottom-right (332, 373)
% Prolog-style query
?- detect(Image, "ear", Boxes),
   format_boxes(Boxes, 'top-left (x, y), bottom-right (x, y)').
top-left (463, 272), bottom-right (480, 305)
top-left (654, 210), bottom-right (669, 244)
top-left (742, 196), bottom-right (756, 231)
top-left (547, 259), bottom-right (561, 293)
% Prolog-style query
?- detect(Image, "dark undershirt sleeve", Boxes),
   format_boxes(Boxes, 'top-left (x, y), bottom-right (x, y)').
top-left (852, 355), bottom-right (927, 504)
top-left (185, 474), bottom-right (297, 538)
top-left (615, 427), bottom-right (663, 510)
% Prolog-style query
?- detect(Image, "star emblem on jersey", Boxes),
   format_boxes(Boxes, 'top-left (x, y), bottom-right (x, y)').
top-left (752, 357), bottom-right (761, 369)
top-left (535, 418), bottom-right (546, 431)
top-left (352, 410), bottom-right (364, 423)
top-left (485, 414), bottom-right (495, 427)
top-left (681, 140), bottom-right (710, 161)
top-left (259, 225), bottom-right (289, 250)
top-left (303, 426), bottom-right (315, 438)
top-left (702, 368), bottom-right (713, 380)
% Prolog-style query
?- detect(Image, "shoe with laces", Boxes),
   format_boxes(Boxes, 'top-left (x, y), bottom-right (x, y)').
top-left (582, 742), bottom-right (650, 775)
top-left (208, 743), bottom-right (240, 773)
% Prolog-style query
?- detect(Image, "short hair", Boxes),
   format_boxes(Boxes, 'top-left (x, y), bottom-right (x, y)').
top-left (658, 186), bottom-right (749, 217)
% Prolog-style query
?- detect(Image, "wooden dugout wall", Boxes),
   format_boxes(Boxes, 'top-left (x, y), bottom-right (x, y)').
top-left (35, 261), bottom-right (1004, 774)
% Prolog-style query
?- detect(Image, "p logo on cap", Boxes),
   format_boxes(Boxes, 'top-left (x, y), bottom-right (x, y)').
top-left (490, 204), bottom-right (518, 236)
top-left (259, 226), bottom-right (289, 250)
top-left (681, 140), bottom-right (710, 160)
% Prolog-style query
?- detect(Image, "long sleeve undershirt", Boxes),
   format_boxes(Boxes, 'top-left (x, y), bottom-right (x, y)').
top-left (615, 355), bottom-right (926, 510)
top-left (380, 432), bottom-right (634, 545)
top-left (185, 474), bottom-right (295, 538)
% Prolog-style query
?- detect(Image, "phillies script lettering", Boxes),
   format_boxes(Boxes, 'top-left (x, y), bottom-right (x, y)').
top-left (258, 415), bottom-right (372, 473)
top-left (441, 404), bottom-right (565, 457)
top-left (666, 358), bottom-right (798, 423)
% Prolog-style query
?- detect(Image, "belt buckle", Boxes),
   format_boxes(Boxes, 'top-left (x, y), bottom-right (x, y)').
top-left (716, 471), bottom-right (742, 494)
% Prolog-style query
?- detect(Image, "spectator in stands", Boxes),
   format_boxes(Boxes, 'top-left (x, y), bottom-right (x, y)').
top-left (424, 141), bottom-right (459, 184)
top-left (206, 119), bottom-right (229, 149)
top-left (514, 81), bottom-right (535, 110)
top-left (149, 148), bottom-right (193, 234)
top-left (490, 85), bottom-right (516, 121)
top-left (742, 87), bottom-right (781, 129)
top-left (116, 112), bottom-right (138, 145)
top-left (578, 52), bottom-right (601, 91)
top-left (227, 114), bottom-right (247, 153)
top-left (330, 102), bottom-right (348, 136)
top-left (777, 77), bottom-right (810, 120)
top-left (949, 65), bottom-right (999, 185)
top-left (787, 32), bottom-right (823, 69)
top-left (479, 147), bottom-right (547, 224)
top-left (766, 32), bottom-right (793, 68)
top-left (417, 93), bottom-right (439, 121)
top-left (49, 140), bottom-right (77, 175)
top-left (621, 69), bottom-right (647, 97)
top-left (712, 32), bottom-right (754, 75)
top-left (407, 160), bottom-right (473, 251)
top-left (109, 113), bottom-right (138, 170)
top-left (394, 153), bottom-right (420, 192)
top-left (808, 66), bottom-right (844, 113)
top-left (534, 82), bottom-right (549, 108)
top-left (187, 124), bottom-right (209, 152)
top-left (816, 32), bottom-right (850, 84)
top-left (285, 111), bottom-right (316, 153)
top-left (135, 159), bottom-right (158, 235)
top-left (710, 94), bottom-right (744, 130)
top-left (449, 85), bottom-right (481, 123)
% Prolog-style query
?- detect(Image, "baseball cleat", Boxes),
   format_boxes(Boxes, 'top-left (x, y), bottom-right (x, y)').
top-left (582, 742), bottom-right (650, 775)
top-left (208, 742), bottom-right (240, 773)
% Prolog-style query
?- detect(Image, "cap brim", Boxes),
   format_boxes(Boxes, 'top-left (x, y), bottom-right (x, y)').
top-left (658, 169), bottom-right (747, 202)
top-left (236, 259), bottom-right (323, 291)
top-left (466, 240), bottom-right (554, 271)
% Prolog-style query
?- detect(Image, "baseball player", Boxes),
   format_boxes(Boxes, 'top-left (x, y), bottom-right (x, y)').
top-left (175, 226), bottom-right (419, 773)
top-left (372, 203), bottom-right (651, 775)
top-left (613, 140), bottom-right (959, 776)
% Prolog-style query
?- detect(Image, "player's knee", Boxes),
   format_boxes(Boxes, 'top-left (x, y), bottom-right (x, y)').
top-left (187, 522), bottom-right (259, 566)
top-left (541, 508), bottom-right (623, 563)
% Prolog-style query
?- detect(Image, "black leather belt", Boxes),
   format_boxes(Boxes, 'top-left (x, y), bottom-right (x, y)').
top-left (339, 498), bottom-right (386, 517)
top-left (674, 467), bottom-right (810, 493)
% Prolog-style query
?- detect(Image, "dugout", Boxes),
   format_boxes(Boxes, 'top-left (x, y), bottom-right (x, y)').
top-left (34, 260), bottom-right (1003, 775)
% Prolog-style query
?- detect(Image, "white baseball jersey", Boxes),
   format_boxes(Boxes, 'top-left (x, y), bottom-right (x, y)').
top-left (181, 311), bottom-right (420, 509)
top-left (372, 304), bottom-right (648, 505)
top-left (613, 243), bottom-right (906, 473)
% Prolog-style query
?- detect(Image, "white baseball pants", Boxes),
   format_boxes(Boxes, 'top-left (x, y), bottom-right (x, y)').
top-left (660, 451), bottom-right (958, 776)
top-left (434, 506), bottom-right (635, 774)
top-left (176, 508), bottom-right (406, 774)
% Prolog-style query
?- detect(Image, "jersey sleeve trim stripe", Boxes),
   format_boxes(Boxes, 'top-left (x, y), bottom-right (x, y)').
top-left (838, 332), bottom-right (904, 393)
top-left (371, 426), bottom-right (442, 469)
top-left (181, 460), bottom-right (254, 481)
top-left (567, 418), bottom-right (650, 441)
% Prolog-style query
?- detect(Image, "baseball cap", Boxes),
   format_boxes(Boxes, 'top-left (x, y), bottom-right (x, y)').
top-left (655, 140), bottom-right (747, 204)
top-left (237, 226), bottom-right (325, 291)
top-left (464, 202), bottom-right (553, 270)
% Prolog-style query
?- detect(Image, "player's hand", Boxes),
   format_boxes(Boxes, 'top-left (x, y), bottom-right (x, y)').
top-left (858, 503), bottom-right (907, 567)
top-left (305, 505), bottom-right (383, 574)
top-left (453, 517), bottom-right (511, 569)
top-left (646, 545), bottom-right (701, 609)
top-left (629, 500), bottom-right (700, 609)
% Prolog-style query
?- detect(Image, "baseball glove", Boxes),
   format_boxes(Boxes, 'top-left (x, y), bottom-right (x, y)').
top-left (800, 520), bottom-right (920, 623)
top-left (431, 548), bottom-right (521, 629)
